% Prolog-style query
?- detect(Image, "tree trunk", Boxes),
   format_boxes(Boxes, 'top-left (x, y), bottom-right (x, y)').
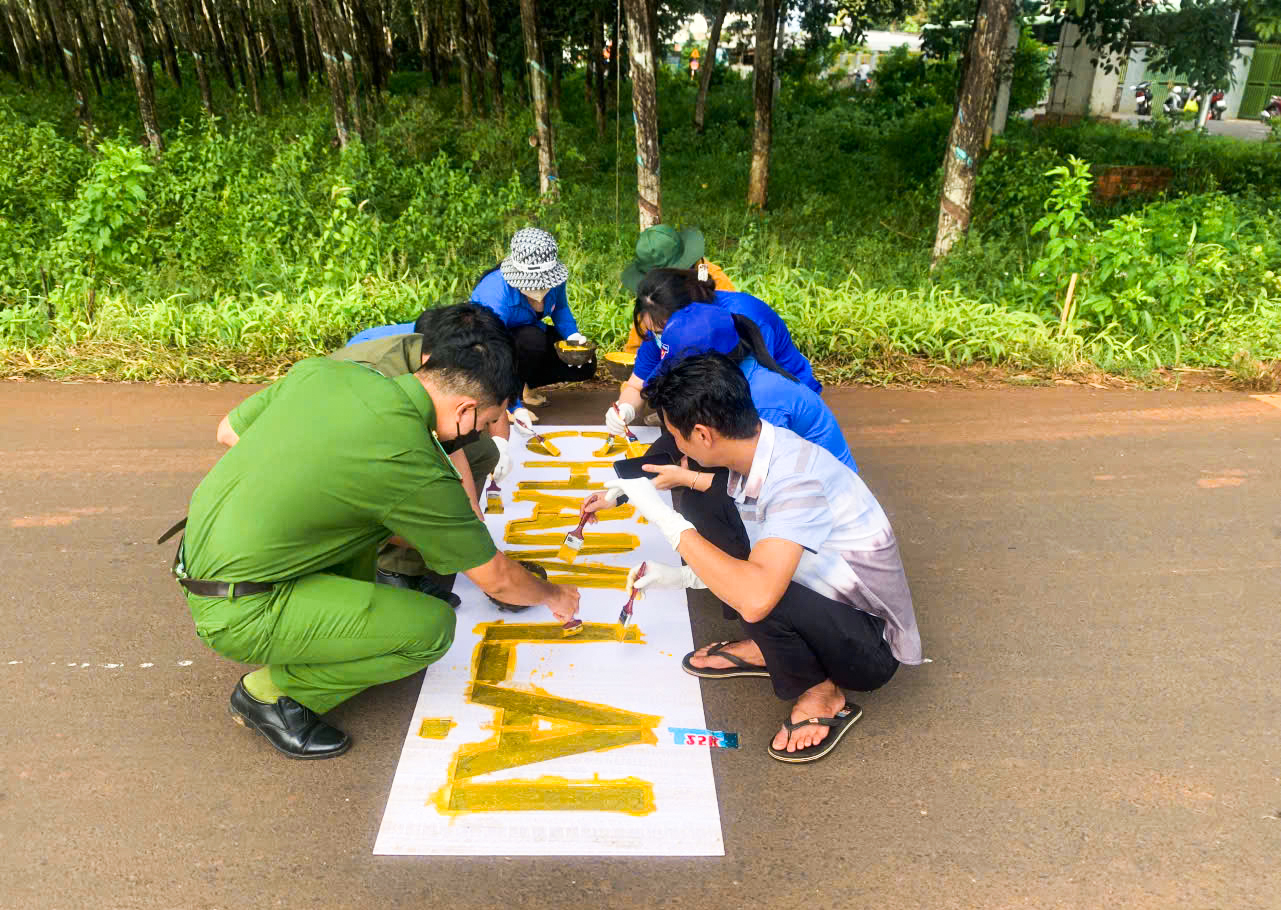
top-left (0, 7), bottom-right (21, 79)
top-left (222, 1), bottom-right (249, 87)
top-left (201, 0), bottom-right (237, 88)
top-left (114, 0), bottom-right (164, 150)
top-left (453, 0), bottom-right (472, 121)
top-left (176, 0), bottom-right (215, 112)
top-left (69, 4), bottom-right (104, 96)
top-left (88, 0), bottom-right (121, 77)
top-left (259, 0), bottom-right (285, 94)
top-left (46, 0), bottom-right (93, 134)
top-left (931, 0), bottom-right (1017, 263)
top-left (311, 0), bottom-right (350, 145)
top-left (694, 0), bottom-right (727, 133)
top-left (773, 0), bottom-right (786, 60)
top-left (590, 9), bottom-right (605, 138)
top-left (607, 15), bottom-right (619, 109)
top-left (425, 0), bottom-right (439, 83)
top-left (236, 0), bottom-right (262, 112)
top-left (2, 4), bottom-right (34, 84)
top-left (476, 0), bottom-right (502, 121)
top-left (746, 0), bottom-right (777, 209)
top-left (990, 16), bottom-right (1020, 137)
top-left (518, 0), bottom-right (556, 196)
top-left (549, 35), bottom-right (560, 109)
top-left (352, 0), bottom-right (383, 94)
top-left (624, 0), bottom-right (660, 228)
top-left (155, 0), bottom-right (184, 86)
top-left (333, 2), bottom-right (365, 135)
top-left (285, 0), bottom-right (308, 96)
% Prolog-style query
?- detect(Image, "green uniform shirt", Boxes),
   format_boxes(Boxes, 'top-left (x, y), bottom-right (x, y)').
top-left (329, 333), bottom-right (423, 377)
top-left (183, 357), bottom-right (496, 582)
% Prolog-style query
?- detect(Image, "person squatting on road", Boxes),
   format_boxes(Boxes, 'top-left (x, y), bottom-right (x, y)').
top-left (619, 224), bottom-right (735, 355)
top-left (604, 267), bottom-right (821, 441)
top-left (471, 226), bottom-right (596, 409)
top-left (330, 303), bottom-right (518, 606)
top-left (594, 354), bottom-right (922, 763)
top-left (170, 325), bottom-right (580, 760)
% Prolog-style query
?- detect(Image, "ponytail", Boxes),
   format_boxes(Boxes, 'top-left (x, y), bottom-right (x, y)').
top-left (731, 313), bottom-right (799, 383)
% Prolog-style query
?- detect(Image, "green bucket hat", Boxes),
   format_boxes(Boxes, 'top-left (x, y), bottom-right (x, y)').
top-left (621, 224), bottom-right (706, 292)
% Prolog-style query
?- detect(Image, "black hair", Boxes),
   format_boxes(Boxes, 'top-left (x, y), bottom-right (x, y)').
top-left (728, 313), bottom-right (800, 383)
top-left (642, 353), bottom-right (761, 441)
top-left (632, 267), bottom-right (717, 337)
top-left (414, 302), bottom-right (507, 351)
top-left (415, 304), bottom-right (521, 407)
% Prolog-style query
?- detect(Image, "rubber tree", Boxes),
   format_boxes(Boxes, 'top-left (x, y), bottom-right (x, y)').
top-left (746, 0), bottom-right (776, 209)
top-left (693, 0), bottom-right (729, 133)
top-left (931, 0), bottom-right (1018, 263)
top-left (46, 0), bottom-right (94, 134)
top-left (520, 0), bottom-right (557, 195)
top-left (476, 0), bottom-right (503, 122)
top-left (623, 0), bottom-right (660, 227)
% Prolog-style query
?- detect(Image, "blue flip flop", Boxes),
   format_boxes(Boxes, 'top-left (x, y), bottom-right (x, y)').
top-left (767, 703), bottom-right (863, 763)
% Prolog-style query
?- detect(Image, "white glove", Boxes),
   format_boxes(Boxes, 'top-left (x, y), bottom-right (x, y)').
top-left (626, 562), bottom-right (706, 598)
top-left (605, 477), bottom-right (694, 550)
top-left (490, 435), bottom-right (512, 484)
top-left (565, 332), bottom-right (588, 345)
top-left (605, 401), bottom-right (636, 437)
top-left (509, 407), bottom-right (539, 435)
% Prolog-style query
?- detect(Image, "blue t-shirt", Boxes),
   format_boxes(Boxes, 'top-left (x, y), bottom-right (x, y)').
top-left (741, 358), bottom-right (855, 470)
top-left (633, 291), bottom-right (820, 394)
top-left (470, 270), bottom-right (578, 338)
top-left (347, 322), bottom-right (414, 346)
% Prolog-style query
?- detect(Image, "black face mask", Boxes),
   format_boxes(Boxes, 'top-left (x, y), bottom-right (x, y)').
top-left (443, 407), bottom-right (479, 454)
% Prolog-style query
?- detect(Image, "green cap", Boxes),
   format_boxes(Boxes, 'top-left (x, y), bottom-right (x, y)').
top-left (620, 225), bottom-right (706, 292)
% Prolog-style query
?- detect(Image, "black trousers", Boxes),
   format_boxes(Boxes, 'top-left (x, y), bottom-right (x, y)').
top-left (646, 432), bottom-right (898, 701)
top-left (742, 582), bottom-right (899, 700)
top-left (512, 324), bottom-right (597, 390)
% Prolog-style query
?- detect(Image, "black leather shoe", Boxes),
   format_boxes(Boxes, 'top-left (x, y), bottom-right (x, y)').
top-left (417, 577), bottom-right (462, 609)
top-left (228, 678), bottom-right (351, 760)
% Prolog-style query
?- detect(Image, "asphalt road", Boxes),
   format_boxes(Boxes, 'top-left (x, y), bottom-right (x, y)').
top-left (3, 381), bottom-right (1280, 909)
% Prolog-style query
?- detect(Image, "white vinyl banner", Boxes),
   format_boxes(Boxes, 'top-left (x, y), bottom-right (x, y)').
top-left (373, 427), bottom-right (725, 856)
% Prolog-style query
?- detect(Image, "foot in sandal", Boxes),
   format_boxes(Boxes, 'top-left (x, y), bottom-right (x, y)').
top-left (767, 679), bottom-right (862, 763)
top-left (681, 639), bottom-right (769, 679)
top-left (522, 384), bottom-right (548, 407)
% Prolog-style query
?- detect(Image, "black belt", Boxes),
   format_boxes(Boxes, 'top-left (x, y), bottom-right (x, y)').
top-left (179, 578), bottom-right (275, 598)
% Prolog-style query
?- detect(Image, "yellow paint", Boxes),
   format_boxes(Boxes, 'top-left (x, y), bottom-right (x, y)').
top-left (433, 775), bottom-right (655, 815)
top-left (523, 429), bottom-right (580, 458)
top-left (581, 431), bottom-right (649, 459)
top-left (502, 553), bottom-right (632, 590)
top-left (516, 461), bottom-right (616, 492)
top-left (431, 622), bottom-right (656, 816)
top-left (418, 718), bottom-right (456, 739)
top-left (503, 490), bottom-right (638, 557)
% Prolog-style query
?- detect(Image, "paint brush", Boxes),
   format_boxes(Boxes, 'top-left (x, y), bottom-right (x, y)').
top-left (561, 618), bottom-right (583, 637)
top-left (484, 479), bottom-right (503, 514)
top-left (558, 512), bottom-right (590, 564)
top-left (611, 403), bottom-right (640, 442)
top-left (619, 562), bottom-right (647, 630)
top-left (530, 430), bottom-right (561, 457)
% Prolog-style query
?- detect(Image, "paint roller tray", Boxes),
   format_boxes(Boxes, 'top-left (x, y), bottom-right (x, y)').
top-left (488, 560), bottom-right (548, 612)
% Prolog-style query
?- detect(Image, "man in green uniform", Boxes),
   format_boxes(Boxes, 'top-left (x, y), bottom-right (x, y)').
top-left (326, 304), bottom-right (514, 606)
top-left (183, 329), bottom-right (579, 760)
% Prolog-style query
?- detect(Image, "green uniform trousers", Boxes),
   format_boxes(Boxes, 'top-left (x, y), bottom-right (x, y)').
top-left (377, 435), bottom-right (500, 577)
top-left (186, 547), bottom-right (456, 714)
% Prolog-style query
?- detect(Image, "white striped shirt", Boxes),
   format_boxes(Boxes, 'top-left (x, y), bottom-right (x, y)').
top-left (728, 421), bottom-right (923, 665)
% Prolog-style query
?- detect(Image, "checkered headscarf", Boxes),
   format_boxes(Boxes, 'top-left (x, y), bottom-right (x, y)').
top-left (500, 227), bottom-right (569, 291)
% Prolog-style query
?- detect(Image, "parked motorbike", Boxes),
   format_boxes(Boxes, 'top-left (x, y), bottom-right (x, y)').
top-left (1260, 95), bottom-right (1281, 122)
top-left (1130, 81), bottom-right (1153, 116)
top-left (1206, 89), bottom-right (1228, 120)
top-left (1163, 84), bottom-right (1199, 117)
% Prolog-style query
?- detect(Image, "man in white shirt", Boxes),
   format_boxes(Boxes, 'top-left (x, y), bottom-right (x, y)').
top-left (605, 354), bottom-right (922, 763)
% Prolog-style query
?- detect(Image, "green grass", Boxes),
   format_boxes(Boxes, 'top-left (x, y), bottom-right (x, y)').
top-left (2, 64), bottom-right (1281, 384)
